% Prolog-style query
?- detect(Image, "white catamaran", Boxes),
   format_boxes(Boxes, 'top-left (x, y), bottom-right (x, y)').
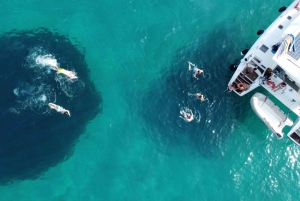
top-left (227, 0), bottom-right (300, 146)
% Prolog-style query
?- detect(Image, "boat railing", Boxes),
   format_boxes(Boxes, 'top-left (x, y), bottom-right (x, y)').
top-left (248, 60), bottom-right (265, 74)
top-left (233, 63), bottom-right (261, 90)
top-left (236, 74), bottom-right (252, 85)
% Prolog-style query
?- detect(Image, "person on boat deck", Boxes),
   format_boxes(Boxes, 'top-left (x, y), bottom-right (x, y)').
top-left (227, 83), bottom-right (237, 92)
top-left (179, 109), bottom-right (194, 122)
top-left (188, 61), bottom-right (204, 80)
top-left (188, 93), bottom-right (208, 101)
top-left (237, 82), bottom-right (250, 92)
top-left (48, 103), bottom-right (71, 117)
top-left (261, 68), bottom-right (273, 84)
top-left (273, 82), bottom-right (287, 92)
top-left (50, 66), bottom-right (78, 79)
top-left (245, 66), bottom-right (257, 74)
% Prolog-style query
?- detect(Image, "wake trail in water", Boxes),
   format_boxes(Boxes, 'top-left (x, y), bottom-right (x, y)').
top-left (8, 45), bottom-right (85, 117)
top-left (28, 50), bottom-right (83, 98)
top-left (35, 54), bottom-right (58, 68)
top-left (30, 48), bottom-right (83, 98)
top-left (12, 82), bottom-right (56, 115)
top-left (10, 48), bottom-right (60, 115)
top-left (55, 75), bottom-right (85, 98)
top-left (179, 106), bottom-right (201, 123)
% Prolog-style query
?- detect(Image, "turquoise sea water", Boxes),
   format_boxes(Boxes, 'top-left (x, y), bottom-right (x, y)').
top-left (0, 0), bottom-right (299, 200)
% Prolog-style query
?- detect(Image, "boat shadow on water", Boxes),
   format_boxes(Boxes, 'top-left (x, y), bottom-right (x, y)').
top-left (0, 28), bottom-right (102, 185)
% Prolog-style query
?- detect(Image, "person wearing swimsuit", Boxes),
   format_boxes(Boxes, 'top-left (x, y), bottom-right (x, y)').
top-left (188, 61), bottom-right (204, 80)
top-left (188, 92), bottom-right (208, 101)
top-left (50, 66), bottom-right (78, 79)
top-left (273, 82), bottom-right (287, 92)
top-left (48, 103), bottom-right (71, 117)
top-left (179, 109), bottom-right (194, 122)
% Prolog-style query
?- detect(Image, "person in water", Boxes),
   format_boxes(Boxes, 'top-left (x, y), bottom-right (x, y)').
top-left (188, 92), bottom-right (208, 101)
top-left (50, 66), bottom-right (78, 79)
top-left (179, 109), bottom-right (194, 122)
top-left (48, 103), bottom-right (71, 117)
top-left (188, 61), bottom-right (204, 80)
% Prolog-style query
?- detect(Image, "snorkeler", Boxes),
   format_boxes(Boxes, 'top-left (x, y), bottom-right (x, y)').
top-left (188, 61), bottom-right (204, 80)
top-left (188, 92), bottom-right (208, 102)
top-left (179, 109), bottom-right (194, 122)
top-left (50, 66), bottom-right (78, 79)
top-left (48, 103), bottom-right (71, 117)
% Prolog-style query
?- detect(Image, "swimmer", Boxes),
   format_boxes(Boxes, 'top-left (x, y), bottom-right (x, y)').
top-left (48, 103), bottom-right (71, 117)
top-left (188, 92), bottom-right (208, 101)
top-left (188, 61), bottom-right (204, 80)
top-left (179, 109), bottom-right (194, 122)
top-left (50, 66), bottom-right (78, 79)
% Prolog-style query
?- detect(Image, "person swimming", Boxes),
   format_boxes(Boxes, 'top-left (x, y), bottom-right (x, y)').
top-left (188, 61), bottom-right (204, 80)
top-left (48, 103), bottom-right (71, 117)
top-left (179, 109), bottom-right (194, 122)
top-left (50, 66), bottom-right (78, 79)
top-left (188, 92), bottom-right (208, 101)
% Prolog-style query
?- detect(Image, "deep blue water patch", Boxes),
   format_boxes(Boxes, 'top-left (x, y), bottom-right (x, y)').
top-left (0, 28), bottom-right (102, 184)
top-left (137, 24), bottom-right (256, 157)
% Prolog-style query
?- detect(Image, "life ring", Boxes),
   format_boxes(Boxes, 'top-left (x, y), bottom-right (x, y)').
top-left (238, 83), bottom-right (244, 90)
top-left (266, 81), bottom-right (276, 89)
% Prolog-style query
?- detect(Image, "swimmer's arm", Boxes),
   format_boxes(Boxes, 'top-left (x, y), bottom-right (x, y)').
top-left (50, 66), bottom-right (58, 71)
top-left (188, 61), bottom-right (195, 66)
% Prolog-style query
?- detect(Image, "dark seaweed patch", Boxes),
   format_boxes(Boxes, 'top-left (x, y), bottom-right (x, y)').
top-left (0, 28), bottom-right (102, 184)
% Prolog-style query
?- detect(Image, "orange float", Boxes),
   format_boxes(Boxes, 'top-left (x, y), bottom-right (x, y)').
top-left (266, 81), bottom-right (276, 89)
top-left (238, 83), bottom-right (245, 91)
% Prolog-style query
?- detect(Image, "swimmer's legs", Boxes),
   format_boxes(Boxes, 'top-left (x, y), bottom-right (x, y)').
top-left (180, 110), bottom-right (189, 118)
top-left (188, 61), bottom-right (195, 70)
top-left (48, 103), bottom-right (57, 110)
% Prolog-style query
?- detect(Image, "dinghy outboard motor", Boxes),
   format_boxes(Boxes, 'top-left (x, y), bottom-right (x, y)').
top-left (230, 64), bottom-right (238, 72)
top-left (278, 6), bottom-right (286, 12)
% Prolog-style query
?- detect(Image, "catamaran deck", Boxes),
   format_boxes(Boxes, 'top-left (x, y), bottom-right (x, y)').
top-left (228, 3), bottom-right (300, 117)
top-left (228, 1), bottom-right (300, 146)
